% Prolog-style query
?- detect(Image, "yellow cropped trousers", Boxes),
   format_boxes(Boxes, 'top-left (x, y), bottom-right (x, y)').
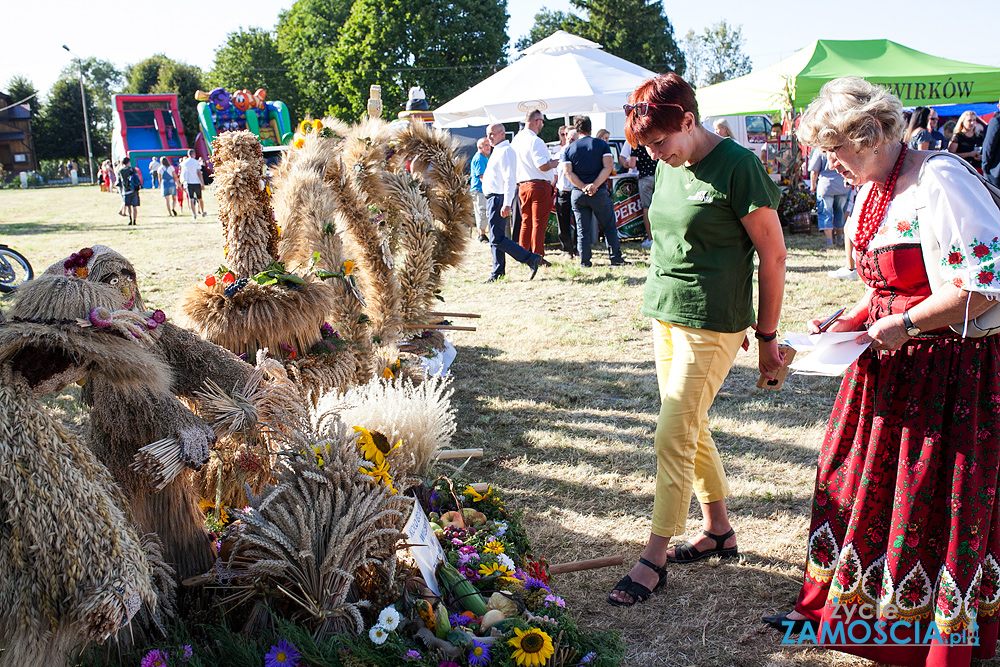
top-left (650, 320), bottom-right (745, 538)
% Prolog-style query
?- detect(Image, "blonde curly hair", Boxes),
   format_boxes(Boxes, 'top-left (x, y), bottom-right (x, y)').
top-left (797, 76), bottom-right (905, 151)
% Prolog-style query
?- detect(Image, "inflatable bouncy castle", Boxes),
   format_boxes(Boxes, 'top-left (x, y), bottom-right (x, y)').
top-left (192, 87), bottom-right (292, 161)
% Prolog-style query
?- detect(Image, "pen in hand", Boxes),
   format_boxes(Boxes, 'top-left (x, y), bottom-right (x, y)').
top-left (818, 308), bottom-right (846, 332)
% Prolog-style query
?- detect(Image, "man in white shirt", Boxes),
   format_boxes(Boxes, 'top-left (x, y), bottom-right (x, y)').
top-left (482, 123), bottom-right (543, 283)
top-left (179, 150), bottom-right (206, 220)
top-left (511, 109), bottom-right (558, 258)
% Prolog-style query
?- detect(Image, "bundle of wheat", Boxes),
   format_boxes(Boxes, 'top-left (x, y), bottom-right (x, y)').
top-left (315, 375), bottom-right (456, 476)
top-left (225, 418), bottom-right (409, 638)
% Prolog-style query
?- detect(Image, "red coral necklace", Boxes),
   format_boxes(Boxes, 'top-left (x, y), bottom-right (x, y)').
top-left (853, 142), bottom-right (908, 252)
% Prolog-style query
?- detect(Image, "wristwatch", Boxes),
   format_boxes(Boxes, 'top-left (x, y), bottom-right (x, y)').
top-left (902, 310), bottom-right (921, 337)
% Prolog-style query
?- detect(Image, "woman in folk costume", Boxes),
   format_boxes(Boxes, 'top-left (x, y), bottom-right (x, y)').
top-left (764, 76), bottom-right (1000, 666)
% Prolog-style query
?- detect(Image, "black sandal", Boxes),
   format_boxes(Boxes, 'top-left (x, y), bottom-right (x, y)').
top-left (664, 528), bottom-right (738, 563)
top-left (606, 557), bottom-right (668, 607)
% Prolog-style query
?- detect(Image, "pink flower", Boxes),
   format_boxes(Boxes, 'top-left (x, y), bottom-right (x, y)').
top-left (141, 650), bottom-right (169, 667)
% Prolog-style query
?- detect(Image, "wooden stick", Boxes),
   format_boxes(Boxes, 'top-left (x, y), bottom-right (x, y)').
top-left (547, 555), bottom-right (624, 575)
top-left (401, 324), bottom-right (477, 332)
top-left (434, 448), bottom-right (484, 460)
top-left (426, 311), bottom-right (482, 319)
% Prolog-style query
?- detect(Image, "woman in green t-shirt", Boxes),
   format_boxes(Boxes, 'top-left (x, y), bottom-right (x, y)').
top-left (607, 73), bottom-right (787, 607)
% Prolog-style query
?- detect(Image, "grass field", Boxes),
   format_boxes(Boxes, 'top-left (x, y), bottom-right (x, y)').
top-left (0, 185), bottom-right (956, 667)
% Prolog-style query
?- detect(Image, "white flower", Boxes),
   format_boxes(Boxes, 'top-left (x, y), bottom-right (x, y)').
top-left (497, 553), bottom-right (516, 570)
top-left (378, 605), bottom-right (401, 631)
top-left (369, 624), bottom-right (389, 645)
top-left (495, 521), bottom-right (508, 537)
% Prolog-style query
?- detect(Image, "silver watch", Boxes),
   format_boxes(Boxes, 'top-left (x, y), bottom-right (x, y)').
top-left (902, 310), bottom-right (921, 337)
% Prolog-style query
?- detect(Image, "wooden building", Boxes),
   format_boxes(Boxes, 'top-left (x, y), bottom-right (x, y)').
top-left (0, 91), bottom-right (37, 177)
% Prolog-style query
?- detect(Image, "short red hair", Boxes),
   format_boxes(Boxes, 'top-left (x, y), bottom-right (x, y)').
top-left (624, 73), bottom-right (699, 147)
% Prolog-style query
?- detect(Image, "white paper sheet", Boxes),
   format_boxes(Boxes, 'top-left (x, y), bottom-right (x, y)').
top-left (784, 331), bottom-right (872, 376)
top-left (402, 501), bottom-right (445, 595)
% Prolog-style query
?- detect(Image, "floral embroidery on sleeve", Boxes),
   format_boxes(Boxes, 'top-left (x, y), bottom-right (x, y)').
top-left (941, 237), bottom-right (1000, 289)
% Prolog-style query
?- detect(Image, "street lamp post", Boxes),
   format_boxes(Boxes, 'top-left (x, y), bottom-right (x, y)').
top-left (62, 45), bottom-right (95, 185)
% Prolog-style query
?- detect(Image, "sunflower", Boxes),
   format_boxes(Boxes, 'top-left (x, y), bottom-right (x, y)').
top-left (312, 119), bottom-right (324, 131)
top-left (508, 627), bottom-right (554, 667)
top-left (298, 120), bottom-right (313, 135)
top-left (359, 460), bottom-right (398, 495)
top-left (484, 540), bottom-right (505, 555)
top-left (293, 137), bottom-right (305, 149)
top-left (478, 561), bottom-right (517, 582)
top-left (353, 426), bottom-right (400, 465)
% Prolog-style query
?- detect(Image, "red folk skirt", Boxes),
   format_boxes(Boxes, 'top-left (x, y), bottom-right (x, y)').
top-left (795, 336), bottom-right (1000, 666)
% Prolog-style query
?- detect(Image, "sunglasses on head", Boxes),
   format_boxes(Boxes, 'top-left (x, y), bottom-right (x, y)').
top-left (623, 102), bottom-right (685, 117)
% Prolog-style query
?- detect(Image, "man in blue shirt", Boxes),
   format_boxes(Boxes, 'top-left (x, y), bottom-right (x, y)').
top-left (563, 115), bottom-right (626, 267)
top-left (470, 138), bottom-right (491, 242)
top-left (982, 101), bottom-right (1000, 188)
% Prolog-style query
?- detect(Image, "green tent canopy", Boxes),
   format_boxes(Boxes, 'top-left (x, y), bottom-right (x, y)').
top-left (696, 39), bottom-right (1000, 117)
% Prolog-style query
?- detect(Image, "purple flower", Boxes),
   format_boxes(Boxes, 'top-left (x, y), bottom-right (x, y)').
top-left (580, 652), bottom-right (597, 663)
top-left (451, 537), bottom-right (464, 546)
top-left (457, 550), bottom-right (479, 566)
top-left (264, 638), bottom-right (301, 667)
top-left (524, 576), bottom-right (551, 592)
top-left (544, 594), bottom-right (565, 607)
top-left (145, 318), bottom-right (158, 329)
top-left (321, 322), bottom-right (335, 337)
top-left (140, 650), bottom-right (169, 667)
top-left (450, 613), bottom-right (472, 627)
top-left (404, 649), bottom-right (422, 660)
top-left (151, 309), bottom-right (166, 324)
top-left (468, 639), bottom-right (491, 666)
top-left (439, 663), bottom-right (462, 667)
top-left (88, 307), bottom-right (113, 329)
top-left (179, 645), bottom-right (193, 661)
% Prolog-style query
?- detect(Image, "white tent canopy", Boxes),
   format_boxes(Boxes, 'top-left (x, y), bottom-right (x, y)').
top-left (433, 31), bottom-right (656, 128)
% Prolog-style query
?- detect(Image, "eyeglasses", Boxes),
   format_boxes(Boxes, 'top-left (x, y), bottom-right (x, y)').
top-left (623, 102), bottom-right (685, 117)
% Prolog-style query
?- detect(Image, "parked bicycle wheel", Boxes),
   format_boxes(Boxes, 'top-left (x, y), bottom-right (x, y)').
top-left (0, 245), bottom-right (33, 293)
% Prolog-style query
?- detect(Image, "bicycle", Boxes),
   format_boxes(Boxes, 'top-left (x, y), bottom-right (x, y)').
top-left (0, 244), bottom-right (33, 293)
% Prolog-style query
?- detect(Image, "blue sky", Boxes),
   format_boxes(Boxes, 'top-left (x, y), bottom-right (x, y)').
top-left (5, 0), bottom-right (999, 101)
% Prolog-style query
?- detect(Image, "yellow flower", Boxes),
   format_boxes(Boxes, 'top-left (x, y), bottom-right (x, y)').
top-left (312, 445), bottom-right (325, 468)
top-left (382, 367), bottom-right (394, 379)
top-left (198, 497), bottom-right (228, 523)
top-left (353, 426), bottom-right (400, 465)
top-left (508, 627), bottom-right (555, 667)
top-left (312, 119), bottom-right (324, 131)
top-left (463, 485), bottom-right (491, 502)
top-left (484, 540), bottom-right (505, 555)
top-left (293, 137), bottom-right (305, 149)
top-left (478, 562), bottom-right (517, 582)
top-left (359, 459), bottom-right (397, 494)
top-left (343, 260), bottom-right (354, 276)
top-left (298, 120), bottom-right (312, 134)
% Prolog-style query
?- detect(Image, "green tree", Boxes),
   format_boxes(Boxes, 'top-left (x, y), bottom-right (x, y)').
top-left (124, 55), bottom-right (205, 147)
top-left (683, 20), bottom-right (751, 88)
top-left (276, 0), bottom-right (354, 118)
top-left (326, 0), bottom-right (508, 121)
top-left (513, 8), bottom-right (581, 53)
top-left (209, 27), bottom-right (302, 121)
top-left (515, 0), bottom-right (683, 74)
top-left (34, 59), bottom-right (122, 163)
top-left (5, 75), bottom-right (39, 116)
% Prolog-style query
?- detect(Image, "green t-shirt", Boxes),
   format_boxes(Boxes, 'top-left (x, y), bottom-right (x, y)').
top-left (641, 138), bottom-right (780, 333)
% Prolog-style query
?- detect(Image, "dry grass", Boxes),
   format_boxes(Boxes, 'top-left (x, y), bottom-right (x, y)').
top-left (2, 186), bottom-right (991, 666)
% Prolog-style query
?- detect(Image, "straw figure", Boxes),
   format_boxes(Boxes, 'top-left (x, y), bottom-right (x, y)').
top-left (0, 276), bottom-right (169, 667)
top-left (272, 117), bottom-right (474, 382)
top-left (221, 417), bottom-right (409, 638)
top-left (45, 246), bottom-right (308, 573)
top-left (179, 131), bottom-right (341, 395)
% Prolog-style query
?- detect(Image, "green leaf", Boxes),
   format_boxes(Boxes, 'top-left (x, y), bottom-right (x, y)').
top-left (893, 535), bottom-right (905, 549)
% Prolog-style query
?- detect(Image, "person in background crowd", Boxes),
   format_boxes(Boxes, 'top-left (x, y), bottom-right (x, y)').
top-left (713, 119), bottom-right (734, 138)
top-left (99, 160), bottom-right (111, 193)
top-left (563, 115), bottom-right (626, 269)
top-left (927, 108), bottom-right (944, 150)
top-left (158, 157), bottom-right (178, 217)
top-left (555, 129), bottom-right (579, 258)
top-left (116, 157), bottom-right (140, 226)
top-left (621, 139), bottom-right (658, 249)
top-left (148, 156), bottom-right (159, 188)
top-left (948, 110), bottom-right (983, 168)
top-left (179, 150), bottom-right (205, 221)
top-left (983, 101), bottom-right (1000, 187)
top-left (903, 106), bottom-right (933, 150)
top-left (607, 72), bottom-right (785, 607)
top-left (942, 119), bottom-right (957, 146)
top-left (595, 128), bottom-right (610, 143)
top-left (470, 137), bottom-right (491, 243)
top-left (482, 123), bottom-right (544, 283)
top-left (767, 76), bottom-right (1000, 667)
top-left (511, 109), bottom-right (558, 260)
top-left (809, 148), bottom-right (850, 249)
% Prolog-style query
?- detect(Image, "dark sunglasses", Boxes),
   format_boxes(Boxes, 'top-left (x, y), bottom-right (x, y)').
top-left (623, 102), bottom-right (685, 117)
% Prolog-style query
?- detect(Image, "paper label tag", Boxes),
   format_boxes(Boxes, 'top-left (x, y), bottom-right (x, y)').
top-left (402, 501), bottom-right (444, 595)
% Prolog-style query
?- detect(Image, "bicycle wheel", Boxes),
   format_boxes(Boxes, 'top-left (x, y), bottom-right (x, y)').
top-left (0, 247), bottom-right (34, 293)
